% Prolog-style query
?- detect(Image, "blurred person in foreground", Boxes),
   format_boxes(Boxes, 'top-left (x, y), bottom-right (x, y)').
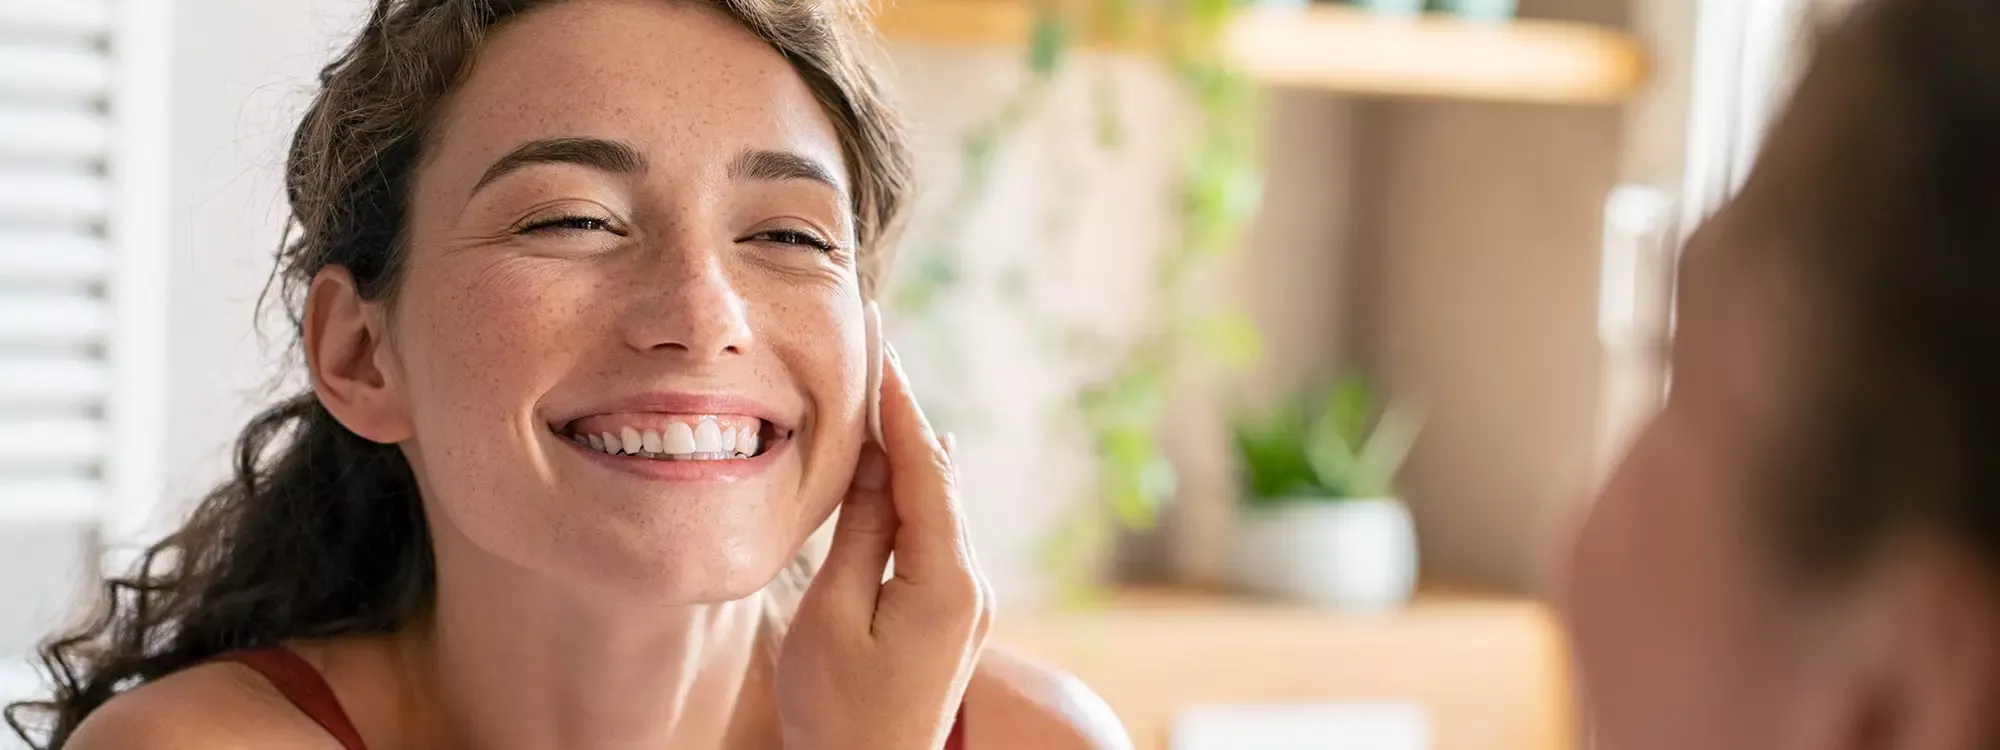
top-left (1565, 0), bottom-right (2000, 748)
top-left (4, 1), bottom-right (1125, 748)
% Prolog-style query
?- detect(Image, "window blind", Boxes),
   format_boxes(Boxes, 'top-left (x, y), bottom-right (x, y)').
top-left (0, 0), bottom-right (169, 735)
top-left (0, 0), bottom-right (115, 513)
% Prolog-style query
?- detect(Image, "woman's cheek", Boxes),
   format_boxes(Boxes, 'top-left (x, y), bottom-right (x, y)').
top-left (401, 255), bottom-right (602, 430)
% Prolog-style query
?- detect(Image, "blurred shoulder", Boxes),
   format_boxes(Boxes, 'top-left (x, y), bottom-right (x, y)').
top-left (966, 644), bottom-right (1132, 750)
top-left (63, 655), bottom-right (343, 750)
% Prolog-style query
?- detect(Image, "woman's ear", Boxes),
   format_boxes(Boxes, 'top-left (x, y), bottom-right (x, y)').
top-left (1816, 536), bottom-right (2000, 750)
top-left (305, 266), bottom-right (414, 444)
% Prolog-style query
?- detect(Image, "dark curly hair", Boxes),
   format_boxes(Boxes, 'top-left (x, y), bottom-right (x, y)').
top-left (4, 1), bottom-right (910, 746)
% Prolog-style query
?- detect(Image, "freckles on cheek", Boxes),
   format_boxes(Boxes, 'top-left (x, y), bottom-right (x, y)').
top-left (768, 292), bottom-right (865, 413)
top-left (405, 257), bottom-right (597, 418)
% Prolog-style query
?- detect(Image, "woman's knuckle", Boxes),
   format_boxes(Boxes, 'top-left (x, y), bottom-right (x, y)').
top-left (941, 568), bottom-right (982, 604)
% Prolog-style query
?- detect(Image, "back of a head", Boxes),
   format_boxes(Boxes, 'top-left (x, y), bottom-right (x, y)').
top-left (1739, 0), bottom-right (2000, 587)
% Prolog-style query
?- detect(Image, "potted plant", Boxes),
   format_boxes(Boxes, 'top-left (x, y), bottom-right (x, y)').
top-left (1230, 376), bottom-right (1422, 612)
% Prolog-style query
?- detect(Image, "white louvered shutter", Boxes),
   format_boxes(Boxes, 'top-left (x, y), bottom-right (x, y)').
top-left (1, 0), bottom-right (170, 735)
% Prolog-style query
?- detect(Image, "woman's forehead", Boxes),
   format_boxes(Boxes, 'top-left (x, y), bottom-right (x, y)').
top-left (424, 0), bottom-right (848, 190)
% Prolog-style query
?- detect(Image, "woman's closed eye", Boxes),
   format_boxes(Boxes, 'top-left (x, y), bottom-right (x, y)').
top-left (511, 213), bottom-right (837, 253)
top-left (745, 228), bottom-right (837, 253)
top-left (518, 214), bottom-right (625, 236)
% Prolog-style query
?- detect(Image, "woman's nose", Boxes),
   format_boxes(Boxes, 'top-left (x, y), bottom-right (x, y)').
top-left (621, 240), bottom-right (754, 361)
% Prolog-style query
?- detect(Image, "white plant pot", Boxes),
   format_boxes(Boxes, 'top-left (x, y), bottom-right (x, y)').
top-left (1232, 497), bottom-right (1418, 613)
top-left (1352, 0), bottom-right (1428, 17)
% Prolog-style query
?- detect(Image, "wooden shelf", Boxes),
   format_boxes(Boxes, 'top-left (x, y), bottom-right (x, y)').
top-left (996, 586), bottom-right (1575, 750)
top-left (873, 0), bottom-right (1648, 104)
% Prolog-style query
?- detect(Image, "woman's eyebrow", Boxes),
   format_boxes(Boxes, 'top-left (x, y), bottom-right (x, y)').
top-left (727, 148), bottom-right (843, 192)
top-left (471, 137), bottom-right (647, 195)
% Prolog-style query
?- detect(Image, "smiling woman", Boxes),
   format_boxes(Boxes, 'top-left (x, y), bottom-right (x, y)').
top-left (1, 1), bottom-right (1124, 749)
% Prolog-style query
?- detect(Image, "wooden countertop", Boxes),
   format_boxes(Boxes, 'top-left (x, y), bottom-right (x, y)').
top-left (995, 587), bottom-right (1577, 750)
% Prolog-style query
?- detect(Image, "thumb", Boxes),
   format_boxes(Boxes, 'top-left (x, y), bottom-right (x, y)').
top-left (807, 445), bottom-right (896, 623)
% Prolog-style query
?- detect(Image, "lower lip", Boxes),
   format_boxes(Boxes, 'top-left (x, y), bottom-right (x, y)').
top-left (557, 429), bottom-right (786, 482)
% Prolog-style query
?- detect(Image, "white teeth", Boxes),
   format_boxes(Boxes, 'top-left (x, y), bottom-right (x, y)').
top-left (664, 422), bottom-right (697, 454)
top-left (694, 419), bottom-right (723, 453)
top-left (573, 420), bottom-right (769, 460)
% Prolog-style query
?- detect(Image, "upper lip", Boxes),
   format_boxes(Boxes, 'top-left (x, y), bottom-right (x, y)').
top-left (547, 392), bottom-right (795, 434)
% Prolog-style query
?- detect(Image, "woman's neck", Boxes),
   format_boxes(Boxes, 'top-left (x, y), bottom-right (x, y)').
top-left (401, 549), bottom-right (777, 750)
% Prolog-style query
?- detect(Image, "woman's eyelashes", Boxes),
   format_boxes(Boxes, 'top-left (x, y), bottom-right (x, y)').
top-left (746, 228), bottom-right (838, 253)
top-left (519, 214), bottom-right (624, 235)
top-left (510, 211), bottom-right (837, 254)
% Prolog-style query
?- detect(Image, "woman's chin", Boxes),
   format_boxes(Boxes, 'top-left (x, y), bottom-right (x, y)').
top-left (624, 556), bottom-right (802, 605)
top-left (559, 525), bottom-right (811, 605)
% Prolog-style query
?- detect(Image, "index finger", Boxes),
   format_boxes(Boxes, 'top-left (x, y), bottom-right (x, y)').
top-left (877, 344), bottom-right (971, 584)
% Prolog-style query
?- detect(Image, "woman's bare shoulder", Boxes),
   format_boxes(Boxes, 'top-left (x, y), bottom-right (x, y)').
top-left (62, 658), bottom-right (341, 750)
top-left (966, 644), bottom-right (1133, 750)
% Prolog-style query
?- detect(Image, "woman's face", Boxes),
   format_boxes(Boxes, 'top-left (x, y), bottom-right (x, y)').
top-left (1561, 214), bottom-right (1841, 750)
top-left (383, 0), bottom-right (866, 602)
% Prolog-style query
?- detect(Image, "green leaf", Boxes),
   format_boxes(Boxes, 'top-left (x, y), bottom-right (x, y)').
top-left (962, 128), bottom-right (998, 165)
top-left (1304, 406), bottom-right (1363, 497)
top-left (1078, 370), bottom-right (1165, 428)
top-left (1137, 454), bottom-right (1178, 508)
top-left (919, 253), bottom-right (961, 286)
top-left (1105, 474), bottom-right (1154, 530)
top-left (1027, 12), bottom-right (1070, 79)
top-left (1327, 377), bottom-right (1368, 446)
top-left (1100, 425), bottom-right (1153, 465)
top-left (1220, 165), bottom-right (1264, 225)
top-left (1103, 0), bottom-right (1141, 43)
top-left (1356, 402), bottom-right (1424, 498)
top-left (1038, 502), bottom-right (1110, 605)
top-left (1094, 85), bottom-right (1124, 151)
top-left (1233, 412), bottom-right (1320, 499)
top-left (889, 284), bottom-right (932, 313)
top-left (1230, 375), bottom-right (1421, 502)
top-left (1187, 0), bottom-right (1234, 33)
top-left (1193, 311), bottom-right (1263, 370)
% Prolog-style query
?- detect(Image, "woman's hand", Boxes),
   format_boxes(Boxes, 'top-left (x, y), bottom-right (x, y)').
top-left (777, 341), bottom-right (995, 750)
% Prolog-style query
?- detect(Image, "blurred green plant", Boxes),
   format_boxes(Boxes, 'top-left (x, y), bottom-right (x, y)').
top-left (1232, 376), bottom-right (1423, 505)
top-left (887, 0), bottom-right (1268, 604)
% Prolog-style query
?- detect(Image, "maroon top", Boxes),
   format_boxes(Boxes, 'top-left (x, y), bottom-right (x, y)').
top-left (216, 647), bottom-right (968, 749)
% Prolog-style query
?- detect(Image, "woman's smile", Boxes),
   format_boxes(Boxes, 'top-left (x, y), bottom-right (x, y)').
top-left (548, 392), bottom-right (797, 482)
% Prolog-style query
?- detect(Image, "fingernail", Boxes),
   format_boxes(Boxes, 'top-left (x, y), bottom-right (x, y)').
top-left (855, 445), bottom-right (888, 491)
top-left (941, 432), bottom-right (958, 458)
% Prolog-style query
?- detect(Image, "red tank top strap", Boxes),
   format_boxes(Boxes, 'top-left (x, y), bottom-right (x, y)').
top-left (945, 702), bottom-right (967, 750)
top-left (213, 647), bottom-right (368, 750)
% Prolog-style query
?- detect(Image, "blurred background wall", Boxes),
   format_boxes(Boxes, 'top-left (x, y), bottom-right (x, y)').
top-left (161, 0), bottom-right (359, 529)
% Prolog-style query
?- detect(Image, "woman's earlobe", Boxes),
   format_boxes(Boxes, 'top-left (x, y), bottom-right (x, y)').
top-left (305, 267), bottom-right (415, 444)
